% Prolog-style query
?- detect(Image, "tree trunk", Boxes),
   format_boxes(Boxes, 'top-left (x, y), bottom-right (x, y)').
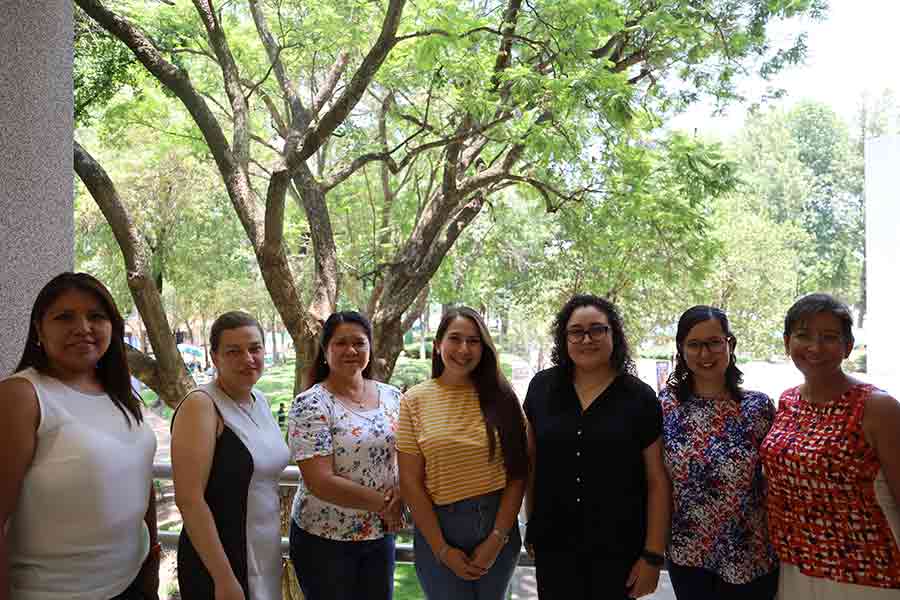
top-left (271, 313), bottom-right (280, 365)
top-left (75, 141), bottom-right (193, 408)
top-left (292, 327), bottom-right (321, 395)
top-left (371, 316), bottom-right (405, 382)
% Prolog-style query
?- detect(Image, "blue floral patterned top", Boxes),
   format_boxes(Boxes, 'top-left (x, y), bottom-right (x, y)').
top-left (661, 388), bottom-right (779, 583)
top-left (288, 381), bottom-right (401, 541)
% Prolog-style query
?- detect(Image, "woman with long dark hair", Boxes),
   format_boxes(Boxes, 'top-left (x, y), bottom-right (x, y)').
top-left (398, 306), bottom-right (528, 600)
top-left (524, 294), bottom-right (670, 599)
top-left (0, 272), bottom-right (159, 600)
top-left (661, 305), bottom-right (778, 599)
top-left (172, 310), bottom-right (289, 600)
top-left (287, 311), bottom-right (403, 600)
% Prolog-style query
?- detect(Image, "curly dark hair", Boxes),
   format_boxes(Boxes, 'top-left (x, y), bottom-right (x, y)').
top-left (550, 294), bottom-right (636, 376)
top-left (307, 311), bottom-right (374, 387)
top-left (15, 272), bottom-right (142, 426)
top-left (665, 305), bottom-right (743, 403)
top-left (433, 307), bottom-right (528, 480)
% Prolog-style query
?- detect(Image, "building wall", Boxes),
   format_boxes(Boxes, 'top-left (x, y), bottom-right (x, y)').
top-left (0, 1), bottom-right (74, 374)
top-left (865, 136), bottom-right (900, 395)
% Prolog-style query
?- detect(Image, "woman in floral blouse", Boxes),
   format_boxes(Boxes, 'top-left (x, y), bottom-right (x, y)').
top-left (287, 311), bottom-right (404, 600)
top-left (660, 305), bottom-right (778, 599)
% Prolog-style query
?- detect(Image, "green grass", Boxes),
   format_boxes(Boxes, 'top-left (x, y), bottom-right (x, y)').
top-left (394, 564), bottom-right (424, 600)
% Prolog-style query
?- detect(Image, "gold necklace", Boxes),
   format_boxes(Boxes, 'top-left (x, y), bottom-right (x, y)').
top-left (329, 379), bottom-right (370, 409)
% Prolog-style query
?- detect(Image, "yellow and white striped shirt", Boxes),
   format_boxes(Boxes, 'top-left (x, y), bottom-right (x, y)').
top-left (397, 378), bottom-right (507, 505)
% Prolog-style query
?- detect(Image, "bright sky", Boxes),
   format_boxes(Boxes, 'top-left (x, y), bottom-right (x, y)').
top-left (670, 0), bottom-right (900, 138)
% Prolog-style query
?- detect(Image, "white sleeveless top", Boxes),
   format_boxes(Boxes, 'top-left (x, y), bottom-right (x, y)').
top-left (201, 381), bottom-right (290, 600)
top-left (4, 368), bottom-right (157, 600)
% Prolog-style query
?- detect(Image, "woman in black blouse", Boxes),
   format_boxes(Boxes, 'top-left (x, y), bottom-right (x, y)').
top-left (524, 294), bottom-right (671, 599)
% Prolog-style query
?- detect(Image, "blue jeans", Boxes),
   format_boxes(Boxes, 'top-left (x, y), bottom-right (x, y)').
top-left (414, 491), bottom-right (521, 600)
top-left (289, 521), bottom-right (395, 600)
top-left (667, 561), bottom-right (778, 600)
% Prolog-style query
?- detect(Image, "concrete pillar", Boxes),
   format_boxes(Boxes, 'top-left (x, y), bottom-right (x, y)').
top-left (0, 2), bottom-right (74, 374)
top-left (865, 135), bottom-right (900, 395)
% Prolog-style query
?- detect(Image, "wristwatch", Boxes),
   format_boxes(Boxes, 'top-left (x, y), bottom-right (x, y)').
top-left (640, 549), bottom-right (664, 567)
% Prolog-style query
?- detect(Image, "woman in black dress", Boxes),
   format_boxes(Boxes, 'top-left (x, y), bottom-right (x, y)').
top-left (524, 294), bottom-right (671, 599)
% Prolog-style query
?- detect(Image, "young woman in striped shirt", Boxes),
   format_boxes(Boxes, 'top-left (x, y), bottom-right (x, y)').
top-left (398, 306), bottom-right (528, 600)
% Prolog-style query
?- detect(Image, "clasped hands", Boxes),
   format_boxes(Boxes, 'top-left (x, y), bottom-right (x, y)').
top-left (378, 487), bottom-right (404, 532)
top-left (437, 532), bottom-right (505, 581)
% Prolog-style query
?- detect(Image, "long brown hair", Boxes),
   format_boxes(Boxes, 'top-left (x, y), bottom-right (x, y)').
top-left (433, 307), bottom-right (528, 480)
top-left (15, 272), bottom-right (143, 425)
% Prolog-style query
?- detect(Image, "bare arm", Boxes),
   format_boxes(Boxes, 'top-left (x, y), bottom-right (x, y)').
top-left (627, 437), bottom-right (671, 598)
top-left (642, 437), bottom-right (671, 556)
top-left (297, 455), bottom-right (387, 512)
top-left (171, 392), bottom-right (243, 600)
top-left (864, 391), bottom-right (900, 505)
top-left (525, 421), bottom-right (536, 520)
top-left (0, 379), bottom-right (39, 600)
top-left (397, 451), bottom-right (444, 553)
top-left (138, 481), bottom-right (160, 599)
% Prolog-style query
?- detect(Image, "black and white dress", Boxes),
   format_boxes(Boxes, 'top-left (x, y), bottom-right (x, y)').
top-left (176, 382), bottom-right (290, 600)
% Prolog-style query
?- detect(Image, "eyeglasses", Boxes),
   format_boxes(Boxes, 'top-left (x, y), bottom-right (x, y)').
top-left (566, 324), bottom-right (611, 344)
top-left (683, 337), bottom-right (729, 355)
top-left (791, 331), bottom-right (844, 346)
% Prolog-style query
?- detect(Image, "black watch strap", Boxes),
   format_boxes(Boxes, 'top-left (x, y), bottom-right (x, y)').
top-left (640, 550), bottom-right (665, 567)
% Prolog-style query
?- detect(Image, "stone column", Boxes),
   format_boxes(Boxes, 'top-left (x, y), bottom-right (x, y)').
top-left (865, 135), bottom-right (900, 395)
top-left (0, 1), bottom-right (74, 374)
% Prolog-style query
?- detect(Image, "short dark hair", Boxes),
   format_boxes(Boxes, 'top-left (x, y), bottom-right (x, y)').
top-left (308, 311), bottom-right (373, 386)
top-left (784, 293), bottom-right (854, 346)
top-left (550, 294), bottom-right (636, 376)
top-left (432, 307), bottom-right (528, 480)
top-left (666, 305), bottom-right (743, 403)
top-left (15, 272), bottom-right (142, 425)
top-left (210, 311), bottom-right (265, 353)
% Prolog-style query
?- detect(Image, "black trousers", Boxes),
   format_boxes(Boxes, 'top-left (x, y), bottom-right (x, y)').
top-left (667, 561), bottom-right (778, 600)
top-left (535, 548), bottom-right (633, 600)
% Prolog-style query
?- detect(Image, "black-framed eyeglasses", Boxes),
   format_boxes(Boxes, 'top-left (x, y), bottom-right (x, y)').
top-left (566, 324), bottom-right (611, 344)
top-left (683, 337), bottom-right (730, 355)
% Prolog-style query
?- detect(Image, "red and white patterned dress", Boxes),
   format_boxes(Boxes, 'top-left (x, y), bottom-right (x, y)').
top-left (760, 383), bottom-right (900, 596)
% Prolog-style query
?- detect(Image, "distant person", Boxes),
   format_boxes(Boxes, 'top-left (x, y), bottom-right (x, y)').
top-left (288, 311), bottom-right (403, 600)
top-left (172, 311), bottom-right (289, 600)
top-left (398, 307), bottom-right (527, 600)
top-left (0, 272), bottom-right (159, 600)
top-left (661, 306), bottom-right (778, 599)
top-left (524, 294), bottom-right (670, 599)
top-left (761, 293), bottom-right (900, 597)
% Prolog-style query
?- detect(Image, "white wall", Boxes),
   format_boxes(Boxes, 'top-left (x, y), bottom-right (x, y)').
top-left (865, 136), bottom-right (900, 395)
top-left (0, 2), bottom-right (73, 374)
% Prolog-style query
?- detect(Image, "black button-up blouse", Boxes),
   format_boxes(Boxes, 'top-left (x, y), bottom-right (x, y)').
top-left (523, 366), bottom-right (662, 559)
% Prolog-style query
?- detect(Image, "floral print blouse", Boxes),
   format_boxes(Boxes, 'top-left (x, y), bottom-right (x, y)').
top-left (661, 388), bottom-right (779, 583)
top-left (288, 381), bottom-right (401, 541)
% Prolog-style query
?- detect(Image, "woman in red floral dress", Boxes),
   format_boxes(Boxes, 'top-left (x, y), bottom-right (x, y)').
top-left (760, 293), bottom-right (900, 598)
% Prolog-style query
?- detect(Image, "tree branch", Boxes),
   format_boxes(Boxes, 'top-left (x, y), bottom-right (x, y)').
top-left (73, 140), bottom-right (192, 407)
top-left (192, 0), bottom-right (251, 167)
top-left (288, 0), bottom-right (407, 166)
top-left (248, 0), bottom-right (308, 128)
top-left (311, 53), bottom-right (350, 118)
top-left (75, 0), bottom-right (265, 249)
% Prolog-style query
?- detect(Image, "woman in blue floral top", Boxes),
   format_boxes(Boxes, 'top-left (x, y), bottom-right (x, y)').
top-left (287, 311), bottom-right (404, 600)
top-left (660, 306), bottom-right (779, 600)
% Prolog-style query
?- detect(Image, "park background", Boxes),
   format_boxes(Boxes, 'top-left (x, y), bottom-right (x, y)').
top-left (3, 0), bottom-right (900, 598)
